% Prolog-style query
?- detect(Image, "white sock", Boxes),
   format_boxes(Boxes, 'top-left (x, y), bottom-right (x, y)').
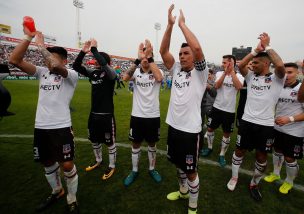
top-left (250, 161), bottom-right (267, 185)
top-left (206, 131), bottom-right (214, 149)
top-left (64, 165), bottom-right (78, 204)
top-left (285, 161), bottom-right (299, 185)
top-left (44, 162), bottom-right (62, 194)
top-left (148, 145), bottom-right (157, 170)
top-left (108, 143), bottom-right (117, 169)
top-left (219, 136), bottom-right (230, 156)
top-left (177, 168), bottom-right (188, 194)
top-left (187, 175), bottom-right (199, 210)
top-left (231, 152), bottom-right (243, 178)
top-left (92, 143), bottom-right (102, 163)
top-left (131, 147), bottom-right (141, 172)
top-left (273, 152), bottom-right (284, 176)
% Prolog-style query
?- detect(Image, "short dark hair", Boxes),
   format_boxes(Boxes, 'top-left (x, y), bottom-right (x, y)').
top-left (208, 69), bottom-right (214, 74)
top-left (223, 55), bottom-right (236, 66)
top-left (46, 46), bottom-right (67, 59)
top-left (98, 52), bottom-right (111, 65)
top-left (181, 43), bottom-right (189, 48)
top-left (284, 62), bottom-right (298, 69)
top-left (254, 52), bottom-right (269, 59)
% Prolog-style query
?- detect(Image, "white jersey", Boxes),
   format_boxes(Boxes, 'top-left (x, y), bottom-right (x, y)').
top-left (166, 62), bottom-right (208, 133)
top-left (274, 82), bottom-right (304, 137)
top-left (213, 71), bottom-right (244, 113)
top-left (242, 71), bottom-right (285, 126)
top-left (34, 66), bottom-right (78, 129)
top-left (131, 68), bottom-right (163, 118)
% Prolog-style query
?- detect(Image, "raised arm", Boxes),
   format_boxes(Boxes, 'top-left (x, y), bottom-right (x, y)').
top-left (298, 82), bottom-right (304, 102)
top-left (145, 39), bottom-right (163, 82)
top-left (90, 38), bottom-right (116, 80)
top-left (9, 26), bottom-right (36, 75)
top-left (72, 40), bottom-right (91, 77)
top-left (260, 33), bottom-right (285, 79)
top-left (35, 32), bottom-right (68, 78)
top-left (178, 9), bottom-right (204, 62)
top-left (159, 4), bottom-right (176, 70)
top-left (238, 41), bottom-right (264, 77)
top-left (123, 43), bottom-right (145, 82)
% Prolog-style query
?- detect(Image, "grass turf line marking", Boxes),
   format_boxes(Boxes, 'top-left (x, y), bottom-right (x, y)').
top-left (1, 134), bottom-right (303, 192)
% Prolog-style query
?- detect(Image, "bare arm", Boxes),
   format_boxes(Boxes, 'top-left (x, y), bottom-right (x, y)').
top-left (36, 32), bottom-right (68, 78)
top-left (123, 64), bottom-right (136, 82)
top-left (8, 27), bottom-right (36, 75)
top-left (230, 72), bottom-right (243, 90)
top-left (214, 72), bottom-right (226, 89)
top-left (260, 33), bottom-right (285, 79)
top-left (159, 4), bottom-right (176, 70)
top-left (298, 82), bottom-right (304, 102)
top-left (275, 113), bottom-right (304, 126)
top-left (178, 9), bottom-right (204, 62)
top-left (145, 39), bottom-right (163, 82)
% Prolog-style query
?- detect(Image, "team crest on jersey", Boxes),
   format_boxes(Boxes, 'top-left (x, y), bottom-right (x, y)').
top-left (186, 155), bottom-right (194, 165)
top-left (185, 72), bottom-right (191, 79)
top-left (264, 77), bottom-right (272, 83)
top-left (105, 132), bottom-right (111, 140)
top-left (294, 145), bottom-right (301, 154)
top-left (54, 76), bottom-right (62, 82)
top-left (149, 75), bottom-right (154, 80)
top-left (266, 139), bottom-right (274, 147)
top-left (63, 144), bottom-right (71, 154)
top-left (290, 90), bottom-right (297, 97)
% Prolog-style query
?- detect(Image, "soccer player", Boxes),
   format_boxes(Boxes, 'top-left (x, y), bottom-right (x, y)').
top-left (72, 39), bottom-right (117, 180)
top-left (226, 32), bottom-right (286, 202)
top-left (9, 29), bottom-right (79, 213)
top-left (160, 4), bottom-right (208, 214)
top-left (199, 69), bottom-right (216, 149)
top-left (264, 63), bottom-right (304, 194)
top-left (202, 55), bottom-right (244, 167)
top-left (122, 39), bottom-right (163, 187)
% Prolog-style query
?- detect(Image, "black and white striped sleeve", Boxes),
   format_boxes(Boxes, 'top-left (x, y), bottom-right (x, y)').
top-left (194, 59), bottom-right (207, 71)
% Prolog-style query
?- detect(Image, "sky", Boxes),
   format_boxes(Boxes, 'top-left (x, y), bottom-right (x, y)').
top-left (0, 0), bottom-right (303, 64)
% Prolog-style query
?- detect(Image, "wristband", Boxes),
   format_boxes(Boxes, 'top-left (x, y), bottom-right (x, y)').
top-left (289, 116), bottom-right (295, 122)
top-left (265, 46), bottom-right (272, 51)
top-left (251, 50), bottom-right (258, 56)
top-left (23, 35), bottom-right (33, 42)
top-left (147, 57), bottom-right (154, 63)
top-left (134, 58), bottom-right (141, 66)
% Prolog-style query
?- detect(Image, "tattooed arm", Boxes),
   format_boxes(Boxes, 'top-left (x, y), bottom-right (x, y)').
top-left (260, 32), bottom-right (285, 79)
top-left (36, 32), bottom-right (68, 78)
top-left (123, 63), bottom-right (137, 82)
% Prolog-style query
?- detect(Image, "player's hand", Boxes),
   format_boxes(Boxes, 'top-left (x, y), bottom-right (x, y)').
top-left (168, 4), bottom-right (176, 25)
top-left (255, 41), bottom-right (265, 53)
top-left (23, 25), bottom-right (36, 37)
top-left (178, 9), bottom-right (186, 27)
top-left (138, 43), bottom-right (145, 60)
top-left (35, 32), bottom-right (45, 47)
top-left (258, 32), bottom-right (270, 49)
top-left (90, 38), bottom-right (98, 48)
top-left (275, 116), bottom-right (290, 126)
top-left (144, 39), bottom-right (153, 58)
top-left (224, 60), bottom-right (233, 74)
top-left (82, 40), bottom-right (91, 53)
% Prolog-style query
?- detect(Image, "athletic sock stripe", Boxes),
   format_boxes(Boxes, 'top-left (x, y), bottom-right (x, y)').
top-left (189, 190), bottom-right (199, 194)
top-left (187, 183), bottom-right (199, 189)
top-left (65, 171), bottom-right (77, 179)
top-left (132, 151), bottom-right (141, 154)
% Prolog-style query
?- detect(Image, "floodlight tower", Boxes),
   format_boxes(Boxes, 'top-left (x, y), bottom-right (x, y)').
top-left (154, 23), bottom-right (161, 61)
top-left (73, 0), bottom-right (84, 48)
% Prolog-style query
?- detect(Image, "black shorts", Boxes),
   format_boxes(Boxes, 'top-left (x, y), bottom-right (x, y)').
top-left (167, 126), bottom-right (200, 173)
top-left (129, 116), bottom-right (160, 143)
top-left (207, 107), bottom-right (235, 133)
top-left (273, 129), bottom-right (303, 159)
top-left (236, 120), bottom-right (274, 152)
top-left (33, 127), bottom-right (75, 163)
top-left (88, 113), bottom-right (116, 145)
